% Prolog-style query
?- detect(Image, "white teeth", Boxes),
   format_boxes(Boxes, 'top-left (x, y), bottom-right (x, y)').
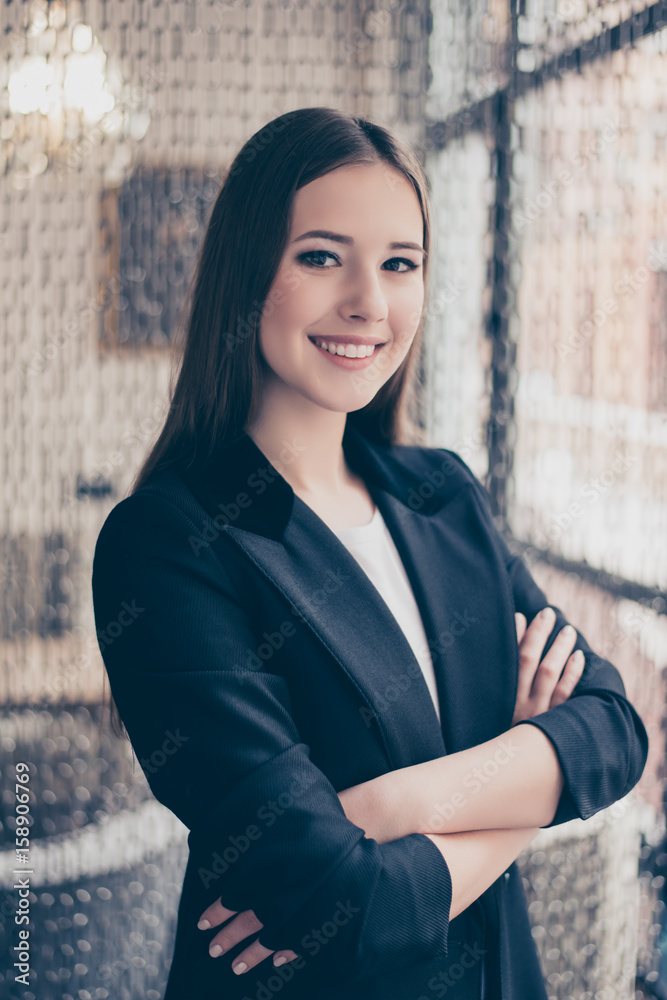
top-left (312, 339), bottom-right (377, 358)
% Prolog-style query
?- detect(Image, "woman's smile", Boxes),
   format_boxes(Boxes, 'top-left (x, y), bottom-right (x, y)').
top-left (308, 334), bottom-right (388, 369)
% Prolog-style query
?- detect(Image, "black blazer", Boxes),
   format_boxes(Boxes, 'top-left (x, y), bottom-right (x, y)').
top-left (91, 420), bottom-right (649, 1000)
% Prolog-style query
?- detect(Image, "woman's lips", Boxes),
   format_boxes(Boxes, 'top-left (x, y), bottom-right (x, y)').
top-left (308, 338), bottom-right (386, 370)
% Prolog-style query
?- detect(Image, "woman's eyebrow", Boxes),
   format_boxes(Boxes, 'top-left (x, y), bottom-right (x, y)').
top-left (292, 229), bottom-right (427, 258)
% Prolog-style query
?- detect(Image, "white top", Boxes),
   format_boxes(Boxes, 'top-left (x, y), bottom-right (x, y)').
top-left (331, 504), bottom-right (441, 723)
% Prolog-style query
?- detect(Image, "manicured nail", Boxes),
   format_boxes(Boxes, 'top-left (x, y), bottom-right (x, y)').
top-left (562, 625), bottom-right (574, 637)
top-left (274, 956), bottom-right (287, 967)
top-left (198, 918), bottom-right (211, 930)
top-left (233, 961), bottom-right (248, 975)
top-left (209, 944), bottom-right (223, 957)
top-left (539, 607), bottom-right (554, 620)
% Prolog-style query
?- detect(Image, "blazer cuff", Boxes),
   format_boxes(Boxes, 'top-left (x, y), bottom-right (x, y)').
top-left (256, 831), bottom-right (453, 984)
top-left (513, 687), bottom-right (648, 828)
top-left (513, 718), bottom-right (580, 827)
top-left (186, 740), bottom-right (454, 985)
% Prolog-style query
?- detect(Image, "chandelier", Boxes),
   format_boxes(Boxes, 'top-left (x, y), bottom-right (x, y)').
top-left (0, 0), bottom-right (152, 188)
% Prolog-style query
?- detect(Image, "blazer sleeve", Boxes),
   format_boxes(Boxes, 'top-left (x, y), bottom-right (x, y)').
top-left (438, 448), bottom-right (649, 828)
top-left (91, 489), bottom-right (454, 984)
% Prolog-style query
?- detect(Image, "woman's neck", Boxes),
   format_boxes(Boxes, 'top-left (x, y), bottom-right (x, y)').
top-left (245, 411), bottom-right (351, 497)
top-left (245, 411), bottom-right (376, 529)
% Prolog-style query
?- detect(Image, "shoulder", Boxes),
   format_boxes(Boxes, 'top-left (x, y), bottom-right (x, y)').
top-left (381, 439), bottom-right (486, 506)
top-left (93, 468), bottom-right (215, 560)
top-left (91, 467), bottom-right (245, 611)
top-left (397, 441), bottom-right (479, 480)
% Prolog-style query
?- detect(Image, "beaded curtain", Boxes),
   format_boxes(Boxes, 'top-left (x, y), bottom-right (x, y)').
top-left (0, 1), bottom-right (665, 998)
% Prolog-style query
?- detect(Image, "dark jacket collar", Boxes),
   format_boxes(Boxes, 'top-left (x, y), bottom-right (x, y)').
top-left (180, 420), bottom-right (452, 542)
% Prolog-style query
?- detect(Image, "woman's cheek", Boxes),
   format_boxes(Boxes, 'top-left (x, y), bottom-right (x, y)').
top-left (391, 312), bottom-right (419, 352)
top-left (281, 269), bottom-right (303, 292)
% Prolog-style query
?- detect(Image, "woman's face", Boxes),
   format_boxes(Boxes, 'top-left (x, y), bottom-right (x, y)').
top-left (256, 161), bottom-right (426, 416)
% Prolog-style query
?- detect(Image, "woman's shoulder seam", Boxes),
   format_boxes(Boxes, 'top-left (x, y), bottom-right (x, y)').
top-left (100, 478), bottom-right (214, 546)
top-left (95, 481), bottom-right (243, 598)
top-left (393, 442), bottom-right (478, 488)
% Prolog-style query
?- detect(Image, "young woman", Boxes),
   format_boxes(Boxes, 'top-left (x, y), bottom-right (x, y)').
top-left (92, 106), bottom-right (649, 1000)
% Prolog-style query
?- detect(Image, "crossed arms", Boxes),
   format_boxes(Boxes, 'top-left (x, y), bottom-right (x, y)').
top-left (199, 608), bottom-right (584, 970)
top-left (92, 484), bottom-right (649, 984)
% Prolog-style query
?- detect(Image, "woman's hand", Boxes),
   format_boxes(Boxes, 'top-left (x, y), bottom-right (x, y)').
top-left (512, 608), bottom-right (585, 727)
top-left (197, 898), bottom-right (300, 975)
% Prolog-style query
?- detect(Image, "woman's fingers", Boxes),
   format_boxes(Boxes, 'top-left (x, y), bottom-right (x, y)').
top-left (198, 902), bottom-right (301, 974)
top-left (219, 938), bottom-right (300, 976)
top-left (512, 607), bottom-right (586, 725)
top-left (225, 937), bottom-right (275, 975)
top-left (548, 649), bottom-right (585, 708)
top-left (272, 949), bottom-right (301, 968)
top-left (206, 907), bottom-right (263, 957)
top-left (514, 607), bottom-right (556, 705)
top-left (197, 897), bottom-right (238, 931)
top-left (529, 621), bottom-right (578, 710)
top-left (514, 612), bottom-right (527, 645)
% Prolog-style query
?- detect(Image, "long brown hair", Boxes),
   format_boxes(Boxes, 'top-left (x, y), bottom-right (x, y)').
top-left (107, 106), bottom-right (432, 738)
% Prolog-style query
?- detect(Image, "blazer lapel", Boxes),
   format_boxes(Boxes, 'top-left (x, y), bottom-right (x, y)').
top-left (179, 421), bottom-right (517, 770)
top-left (374, 482), bottom-right (519, 755)
top-left (227, 492), bottom-right (448, 770)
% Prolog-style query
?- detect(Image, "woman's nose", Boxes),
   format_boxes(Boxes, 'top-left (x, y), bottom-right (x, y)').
top-left (341, 270), bottom-right (389, 324)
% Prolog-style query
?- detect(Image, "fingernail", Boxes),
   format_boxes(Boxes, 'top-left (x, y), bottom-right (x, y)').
top-left (574, 650), bottom-right (585, 665)
top-left (274, 956), bottom-right (287, 967)
top-left (562, 624), bottom-right (575, 637)
top-left (198, 919), bottom-right (211, 930)
top-left (539, 607), bottom-right (554, 620)
top-left (233, 961), bottom-right (248, 975)
top-left (209, 944), bottom-right (223, 957)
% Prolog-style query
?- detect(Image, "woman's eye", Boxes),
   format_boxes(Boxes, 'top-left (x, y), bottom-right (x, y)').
top-left (384, 258), bottom-right (419, 273)
top-left (298, 250), bottom-right (338, 268)
top-left (298, 251), bottom-right (419, 272)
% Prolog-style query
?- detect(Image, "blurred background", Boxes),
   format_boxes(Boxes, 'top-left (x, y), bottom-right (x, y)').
top-left (0, 0), bottom-right (666, 997)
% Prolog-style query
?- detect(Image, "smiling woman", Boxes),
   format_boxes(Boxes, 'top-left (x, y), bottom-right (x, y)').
top-left (245, 158), bottom-right (427, 493)
top-left (91, 106), bottom-right (648, 1000)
